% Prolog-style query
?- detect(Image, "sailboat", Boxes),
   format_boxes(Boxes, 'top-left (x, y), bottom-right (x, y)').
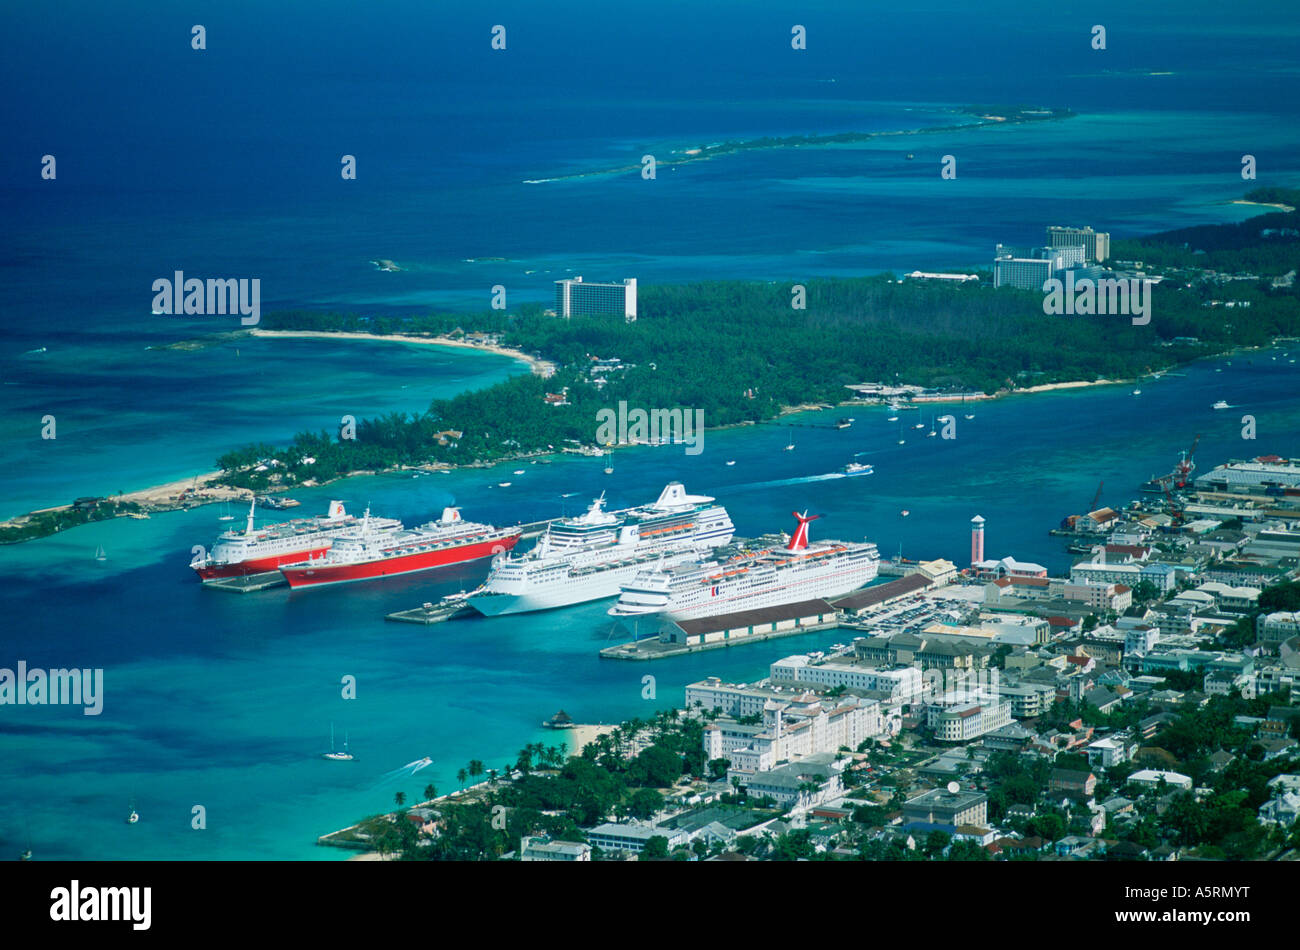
top-left (218, 501), bottom-right (235, 522)
top-left (94, 544), bottom-right (107, 562)
top-left (897, 420), bottom-right (906, 445)
top-left (962, 394), bottom-right (974, 420)
top-left (322, 723), bottom-right (354, 761)
top-left (126, 798), bottom-right (139, 824)
top-left (603, 449), bottom-right (613, 474)
top-left (927, 413), bottom-right (937, 437)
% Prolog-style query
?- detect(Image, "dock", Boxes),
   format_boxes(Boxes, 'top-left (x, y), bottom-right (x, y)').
top-left (385, 600), bottom-right (477, 625)
top-left (513, 518), bottom-right (553, 540)
top-left (201, 571), bottom-right (287, 593)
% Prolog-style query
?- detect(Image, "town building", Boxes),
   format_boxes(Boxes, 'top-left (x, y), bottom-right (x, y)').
top-left (520, 837), bottom-right (593, 861)
top-left (584, 822), bottom-right (688, 856)
top-left (902, 787), bottom-right (988, 829)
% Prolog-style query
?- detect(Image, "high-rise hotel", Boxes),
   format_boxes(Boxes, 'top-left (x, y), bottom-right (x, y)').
top-left (554, 276), bottom-right (637, 321)
top-left (992, 245), bottom-right (1072, 290)
top-left (1047, 225), bottom-right (1110, 263)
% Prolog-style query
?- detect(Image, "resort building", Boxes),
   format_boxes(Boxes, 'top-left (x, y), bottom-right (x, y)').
top-left (554, 276), bottom-right (637, 321)
top-left (701, 692), bottom-right (882, 773)
top-left (768, 655), bottom-right (924, 701)
top-left (1047, 226), bottom-right (1110, 263)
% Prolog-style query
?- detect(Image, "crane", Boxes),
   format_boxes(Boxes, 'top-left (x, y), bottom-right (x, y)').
top-left (1060, 480), bottom-right (1106, 532)
top-left (1157, 474), bottom-right (1186, 527)
top-left (1174, 433), bottom-right (1201, 488)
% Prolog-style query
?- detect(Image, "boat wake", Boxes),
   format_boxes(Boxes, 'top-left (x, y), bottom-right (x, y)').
top-left (369, 756), bottom-right (434, 788)
top-left (727, 472), bottom-right (850, 494)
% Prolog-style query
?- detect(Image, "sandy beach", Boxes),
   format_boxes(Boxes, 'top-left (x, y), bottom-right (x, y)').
top-left (117, 471), bottom-right (251, 508)
top-left (564, 723), bottom-right (619, 755)
top-left (1007, 377), bottom-right (1126, 395)
top-left (248, 328), bottom-right (557, 378)
top-left (1231, 199), bottom-right (1296, 213)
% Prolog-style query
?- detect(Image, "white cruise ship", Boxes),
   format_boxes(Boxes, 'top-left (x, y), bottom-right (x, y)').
top-left (466, 482), bottom-right (735, 615)
top-left (608, 511), bottom-right (879, 620)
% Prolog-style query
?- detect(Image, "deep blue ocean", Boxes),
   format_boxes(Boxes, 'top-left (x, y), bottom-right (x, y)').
top-left (1, 1), bottom-right (1298, 859)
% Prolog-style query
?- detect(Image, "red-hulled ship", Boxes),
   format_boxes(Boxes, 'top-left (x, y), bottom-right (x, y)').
top-left (279, 506), bottom-right (521, 588)
top-left (191, 500), bottom-right (392, 579)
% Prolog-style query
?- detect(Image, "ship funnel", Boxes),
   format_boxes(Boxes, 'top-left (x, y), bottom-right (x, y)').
top-left (441, 507), bottom-right (461, 523)
top-left (787, 511), bottom-right (821, 551)
top-left (327, 500), bottom-right (346, 519)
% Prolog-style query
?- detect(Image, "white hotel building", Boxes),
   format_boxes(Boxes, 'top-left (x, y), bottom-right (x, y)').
top-left (923, 689), bottom-right (1013, 742)
top-left (768, 654), bottom-right (924, 702)
top-left (700, 689), bottom-right (882, 774)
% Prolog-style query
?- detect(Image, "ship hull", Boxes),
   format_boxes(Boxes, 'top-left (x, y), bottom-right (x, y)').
top-left (281, 534), bottom-right (520, 589)
top-left (194, 545), bottom-right (332, 580)
top-left (468, 551), bottom-right (707, 616)
top-left (615, 560), bottom-right (878, 620)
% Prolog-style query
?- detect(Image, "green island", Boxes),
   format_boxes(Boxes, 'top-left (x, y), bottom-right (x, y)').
top-left (3, 188), bottom-right (1298, 539)
top-left (210, 189), bottom-right (1300, 494)
top-left (526, 104), bottom-right (1075, 182)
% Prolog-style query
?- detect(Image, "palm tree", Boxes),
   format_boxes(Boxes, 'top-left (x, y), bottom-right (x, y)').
top-left (468, 759), bottom-right (484, 781)
top-left (394, 791), bottom-right (406, 808)
top-left (457, 767), bottom-right (468, 789)
top-left (488, 769), bottom-right (498, 785)
top-left (423, 783), bottom-right (437, 803)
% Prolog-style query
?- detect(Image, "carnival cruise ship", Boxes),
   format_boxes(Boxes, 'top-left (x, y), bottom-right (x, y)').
top-left (608, 511), bottom-right (879, 620)
top-left (190, 500), bottom-right (384, 579)
top-left (466, 482), bottom-right (735, 615)
top-left (280, 507), bottom-right (520, 588)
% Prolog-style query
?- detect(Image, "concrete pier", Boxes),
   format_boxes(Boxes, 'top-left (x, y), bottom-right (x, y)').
top-left (201, 571), bottom-right (286, 593)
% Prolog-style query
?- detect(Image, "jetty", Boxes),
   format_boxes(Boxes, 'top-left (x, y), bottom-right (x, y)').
top-left (201, 571), bottom-right (287, 593)
top-left (386, 599), bottom-right (477, 625)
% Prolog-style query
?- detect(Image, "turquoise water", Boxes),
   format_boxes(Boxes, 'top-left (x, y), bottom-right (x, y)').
top-left (3, 0), bottom-right (1300, 860)
top-left (1, 344), bottom-right (1296, 859)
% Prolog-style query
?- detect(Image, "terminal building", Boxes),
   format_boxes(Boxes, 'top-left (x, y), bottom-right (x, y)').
top-left (554, 276), bottom-right (637, 321)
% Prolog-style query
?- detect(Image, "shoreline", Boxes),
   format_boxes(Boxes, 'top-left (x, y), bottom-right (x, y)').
top-left (246, 328), bottom-right (557, 379)
top-left (331, 722), bottom-right (618, 858)
top-left (1, 329), bottom-right (1288, 545)
top-left (1230, 199), bottom-right (1296, 213)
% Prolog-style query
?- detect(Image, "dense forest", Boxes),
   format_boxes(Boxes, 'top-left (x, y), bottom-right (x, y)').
top-left (214, 202), bottom-right (1300, 491)
top-left (1110, 187), bottom-right (1300, 273)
